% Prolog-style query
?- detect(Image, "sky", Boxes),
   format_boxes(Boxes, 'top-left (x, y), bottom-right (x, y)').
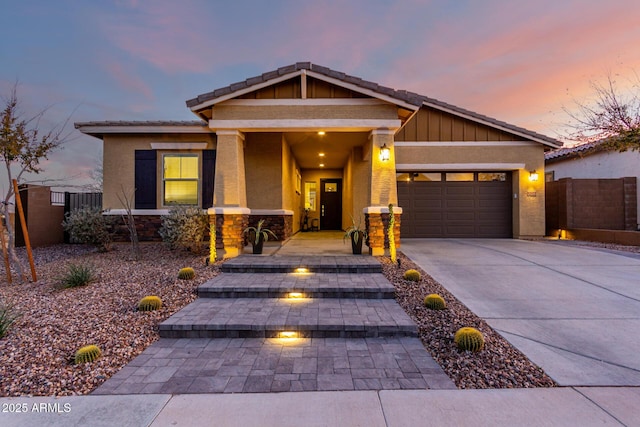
top-left (1, 0), bottom-right (640, 192)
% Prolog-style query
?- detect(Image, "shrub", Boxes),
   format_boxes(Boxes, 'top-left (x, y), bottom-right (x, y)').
top-left (62, 207), bottom-right (114, 252)
top-left (454, 327), bottom-right (485, 352)
top-left (178, 267), bottom-right (195, 280)
top-left (158, 205), bottom-right (208, 253)
top-left (138, 296), bottom-right (162, 311)
top-left (74, 345), bottom-right (102, 364)
top-left (58, 263), bottom-right (96, 288)
top-left (403, 269), bottom-right (421, 282)
top-left (424, 294), bottom-right (446, 310)
top-left (0, 300), bottom-right (19, 339)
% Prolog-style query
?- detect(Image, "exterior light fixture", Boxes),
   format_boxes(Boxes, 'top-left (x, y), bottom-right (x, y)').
top-left (318, 153), bottom-right (325, 157)
top-left (317, 131), bottom-right (326, 136)
top-left (379, 143), bottom-right (391, 161)
top-left (319, 163), bottom-right (325, 168)
top-left (279, 331), bottom-right (298, 339)
top-left (529, 170), bottom-right (539, 182)
top-left (288, 292), bottom-right (304, 299)
top-left (294, 267), bottom-right (309, 274)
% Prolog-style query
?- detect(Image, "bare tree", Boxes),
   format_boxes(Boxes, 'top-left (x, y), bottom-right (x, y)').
top-left (0, 83), bottom-right (74, 281)
top-left (565, 72), bottom-right (640, 151)
top-left (86, 157), bottom-right (103, 192)
top-left (116, 185), bottom-right (139, 261)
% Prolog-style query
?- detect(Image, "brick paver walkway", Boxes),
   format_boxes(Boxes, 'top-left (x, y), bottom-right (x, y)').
top-left (93, 256), bottom-right (455, 394)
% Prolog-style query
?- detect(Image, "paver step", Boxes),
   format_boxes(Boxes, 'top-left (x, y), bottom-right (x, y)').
top-left (159, 298), bottom-right (417, 339)
top-left (93, 337), bottom-right (455, 394)
top-left (198, 273), bottom-right (395, 299)
top-left (221, 256), bottom-right (382, 274)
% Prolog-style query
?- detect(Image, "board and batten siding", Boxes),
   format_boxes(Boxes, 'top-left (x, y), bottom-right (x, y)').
top-left (396, 108), bottom-right (520, 142)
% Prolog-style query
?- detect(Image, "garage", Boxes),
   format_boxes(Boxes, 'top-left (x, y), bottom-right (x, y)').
top-left (397, 172), bottom-right (512, 238)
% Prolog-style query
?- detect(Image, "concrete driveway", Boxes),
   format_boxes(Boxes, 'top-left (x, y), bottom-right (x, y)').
top-left (401, 239), bottom-right (640, 386)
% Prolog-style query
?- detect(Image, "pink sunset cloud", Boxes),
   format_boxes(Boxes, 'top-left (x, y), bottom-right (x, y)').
top-left (373, 0), bottom-right (640, 139)
top-left (99, 1), bottom-right (216, 74)
top-left (104, 62), bottom-right (154, 102)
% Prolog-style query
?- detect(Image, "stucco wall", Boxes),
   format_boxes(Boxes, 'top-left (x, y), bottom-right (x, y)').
top-left (343, 146), bottom-right (370, 230)
top-left (244, 133), bottom-right (283, 209)
top-left (546, 150), bottom-right (640, 215)
top-left (102, 133), bottom-right (215, 210)
top-left (282, 136), bottom-right (301, 230)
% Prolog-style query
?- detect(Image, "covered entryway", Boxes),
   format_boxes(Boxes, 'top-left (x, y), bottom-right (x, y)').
top-left (398, 172), bottom-right (512, 238)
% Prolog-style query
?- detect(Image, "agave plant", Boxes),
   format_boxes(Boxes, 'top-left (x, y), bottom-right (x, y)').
top-left (243, 219), bottom-right (277, 254)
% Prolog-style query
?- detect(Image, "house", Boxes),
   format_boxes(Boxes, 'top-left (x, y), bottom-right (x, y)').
top-left (545, 140), bottom-right (639, 237)
top-left (75, 62), bottom-right (561, 258)
top-left (545, 140), bottom-right (640, 217)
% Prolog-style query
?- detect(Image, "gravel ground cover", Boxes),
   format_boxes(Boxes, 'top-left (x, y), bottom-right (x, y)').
top-left (0, 243), bottom-right (220, 397)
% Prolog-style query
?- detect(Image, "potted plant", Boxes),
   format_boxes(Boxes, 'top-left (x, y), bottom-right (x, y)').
top-left (344, 215), bottom-right (367, 255)
top-left (243, 219), bottom-right (277, 254)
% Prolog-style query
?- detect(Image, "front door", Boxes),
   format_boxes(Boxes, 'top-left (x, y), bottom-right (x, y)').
top-left (320, 179), bottom-right (342, 230)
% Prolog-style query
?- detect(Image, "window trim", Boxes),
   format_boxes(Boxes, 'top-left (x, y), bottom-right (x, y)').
top-left (161, 152), bottom-right (201, 207)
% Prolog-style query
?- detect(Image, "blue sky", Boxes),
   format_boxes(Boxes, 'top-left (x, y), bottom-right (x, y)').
top-left (1, 0), bottom-right (640, 190)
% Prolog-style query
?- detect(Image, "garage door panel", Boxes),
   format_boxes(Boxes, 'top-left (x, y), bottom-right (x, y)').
top-left (445, 200), bottom-right (475, 209)
top-left (415, 200), bottom-right (441, 209)
top-left (446, 187), bottom-right (475, 197)
top-left (445, 211), bottom-right (475, 221)
top-left (398, 173), bottom-right (512, 238)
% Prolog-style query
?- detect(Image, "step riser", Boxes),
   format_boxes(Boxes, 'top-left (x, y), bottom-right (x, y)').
top-left (198, 290), bottom-right (395, 299)
top-left (221, 266), bottom-right (381, 274)
top-left (159, 329), bottom-right (417, 339)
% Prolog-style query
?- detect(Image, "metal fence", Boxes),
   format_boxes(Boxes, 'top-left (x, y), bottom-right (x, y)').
top-left (64, 192), bottom-right (102, 213)
top-left (50, 191), bottom-right (65, 206)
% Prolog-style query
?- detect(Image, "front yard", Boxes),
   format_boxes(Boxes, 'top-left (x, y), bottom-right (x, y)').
top-left (0, 241), bottom-right (567, 396)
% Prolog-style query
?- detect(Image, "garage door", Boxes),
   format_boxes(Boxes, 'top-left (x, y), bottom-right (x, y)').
top-left (397, 172), bottom-right (512, 238)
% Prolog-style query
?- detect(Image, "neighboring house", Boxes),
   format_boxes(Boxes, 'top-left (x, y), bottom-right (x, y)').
top-left (75, 62), bottom-right (561, 258)
top-left (545, 140), bottom-right (640, 221)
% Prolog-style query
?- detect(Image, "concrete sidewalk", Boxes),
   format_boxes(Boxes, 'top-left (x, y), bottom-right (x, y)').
top-left (1, 388), bottom-right (638, 426)
top-left (401, 239), bottom-right (640, 387)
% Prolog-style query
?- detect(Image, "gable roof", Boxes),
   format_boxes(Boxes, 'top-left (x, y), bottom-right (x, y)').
top-left (187, 62), bottom-right (562, 148)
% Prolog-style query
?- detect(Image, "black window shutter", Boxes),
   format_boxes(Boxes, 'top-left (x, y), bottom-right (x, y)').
top-left (201, 149), bottom-right (216, 208)
top-left (134, 150), bottom-right (157, 209)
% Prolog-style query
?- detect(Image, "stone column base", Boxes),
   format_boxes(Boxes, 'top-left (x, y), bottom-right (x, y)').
top-left (247, 210), bottom-right (294, 241)
top-left (208, 207), bottom-right (250, 259)
top-left (364, 206), bottom-right (402, 256)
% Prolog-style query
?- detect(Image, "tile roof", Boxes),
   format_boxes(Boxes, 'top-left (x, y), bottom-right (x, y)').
top-left (74, 120), bottom-right (207, 129)
top-left (545, 139), bottom-right (608, 162)
top-left (186, 62), bottom-right (561, 147)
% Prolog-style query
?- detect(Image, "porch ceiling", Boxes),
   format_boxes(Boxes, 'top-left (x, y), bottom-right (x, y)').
top-left (285, 131), bottom-right (369, 169)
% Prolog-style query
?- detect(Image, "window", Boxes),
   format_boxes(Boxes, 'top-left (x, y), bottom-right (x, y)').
top-left (445, 172), bottom-right (474, 181)
top-left (397, 172), bottom-right (442, 182)
top-left (163, 154), bottom-right (199, 205)
top-left (324, 182), bottom-right (338, 192)
top-left (545, 171), bottom-right (555, 182)
top-left (478, 172), bottom-right (507, 182)
top-left (304, 181), bottom-right (317, 211)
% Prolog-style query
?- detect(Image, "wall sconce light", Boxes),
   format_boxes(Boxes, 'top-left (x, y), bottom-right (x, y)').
top-left (529, 170), bottom-right (539, 182)
top-left (379, 143), bottom-right (390, 161)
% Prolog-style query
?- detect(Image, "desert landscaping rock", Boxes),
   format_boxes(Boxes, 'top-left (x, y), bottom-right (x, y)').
top-left (0, 243), bottom-right (220, 396)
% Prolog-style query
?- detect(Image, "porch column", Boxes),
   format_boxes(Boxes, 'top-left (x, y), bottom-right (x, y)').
top-left (211, 130), bottom-right (249, 258)
top-left (365, 129), bottom-right (402, 256)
